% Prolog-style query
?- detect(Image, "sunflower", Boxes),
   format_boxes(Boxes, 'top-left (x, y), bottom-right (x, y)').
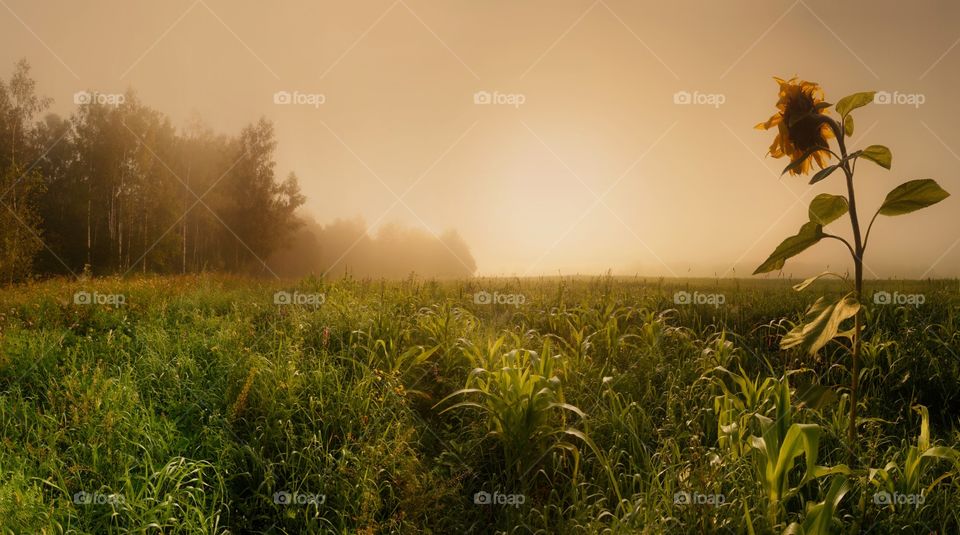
top-left (756, 77), bottom-right (834, 176)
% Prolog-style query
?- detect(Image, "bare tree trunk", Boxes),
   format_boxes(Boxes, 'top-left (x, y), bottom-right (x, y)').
top-left (142, 208), bottom-right (148, 274)
top-left (86, 180), bottom-right (92, 269)
top-left (183, 165), bottom-right (190, 274)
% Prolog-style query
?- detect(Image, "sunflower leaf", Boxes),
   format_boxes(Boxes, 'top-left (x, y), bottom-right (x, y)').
top-left (781, 147), bottom-right (828, 176)
top-left (878, 179), bottom-right (950, 216)
top-left (808, 164), bottom-right (839, 185)
top-left (808, 194), bottom-right (849, 226)
top-left (781, 293), bottom-right (860, 355)
top-left (835, 91), bottom-right (876, 118)
top-left (844, 114), bottom-right (854, 136)
top-left (860, 145), bottom-right (892, 170)
top-left (753, 222), bottom-right (825, 275)
top-left (793, 271), bottom-right (843, 292)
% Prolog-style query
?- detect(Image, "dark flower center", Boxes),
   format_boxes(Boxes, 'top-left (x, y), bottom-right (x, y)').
top-left (784, 92), bottom-right (826, 153)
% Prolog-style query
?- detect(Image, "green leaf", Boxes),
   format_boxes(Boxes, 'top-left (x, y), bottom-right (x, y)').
top-left (433, 388), bottom-right (483, 411)
top-left (744, 501), bottom-right (757, 535)
top-left (920, 446), bottom-right (960, 463)
top-left (811, 465), bottom-right (852, 478)
top-left (835, 91), bottom-right (875, 118)
top-left (793, 271), bottom-right (842, 292)
top-left (548, 402), bottom-right (587, 418)
top-left (808, 164), bottom-right (839, 185)
top-left (800, 475), bottom-right (851, 535)
top-left (844, 114), bottom-right (854, 136)
top-left (750, 413), bottom-right (823, 506)
top-left (878, 179), bottom-right (950, 216)
top-left (774, 423), bottom-right (821, 484)
top-left (915, 404), bottom-right (930, 450)
top-left (753, 222), bottom-right (825, 275)
top-left (860, 145), bottom-right (892, 169)
top-left (781, 293), bottom-right (860, 355)
top-left (808, 194), bottom-right (848, 226)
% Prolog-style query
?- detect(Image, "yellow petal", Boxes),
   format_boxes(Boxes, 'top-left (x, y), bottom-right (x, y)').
top-left (755, 114), bottom-right (782, 130)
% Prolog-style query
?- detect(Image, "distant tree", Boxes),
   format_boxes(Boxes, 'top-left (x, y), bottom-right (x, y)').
top-left (0, 60), bottom-right (50, 282)
top-left (174, 116), bottom-right (236, 273)
top-left (222, 119), bottom-right (304, 272)
top-left (34, 113), bottom-right (78, 274)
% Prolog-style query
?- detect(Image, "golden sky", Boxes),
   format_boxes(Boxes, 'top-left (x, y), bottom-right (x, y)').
top-left (3, 0), bottom-right (959, 277)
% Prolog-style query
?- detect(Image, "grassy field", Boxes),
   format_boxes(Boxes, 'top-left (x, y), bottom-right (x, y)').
top-left (1, 275), bottom-right (959, 533)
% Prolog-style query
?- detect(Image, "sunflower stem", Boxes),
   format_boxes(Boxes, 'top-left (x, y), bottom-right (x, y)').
top-left (822, 233), bottom-right (856, 259)
top-left (831, 117), bottom-right (863, 465)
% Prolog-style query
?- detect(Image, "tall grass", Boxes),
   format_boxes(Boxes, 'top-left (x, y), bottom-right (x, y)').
top-left (0, 274), bottom-right (958, 533)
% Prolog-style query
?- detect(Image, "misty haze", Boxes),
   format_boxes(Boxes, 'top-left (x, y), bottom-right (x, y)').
top-left (1, 1), bottom-right (960, 533)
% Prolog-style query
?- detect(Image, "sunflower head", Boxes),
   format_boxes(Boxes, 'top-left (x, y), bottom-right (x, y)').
top-left (756, 77), bottom-right (834, 176)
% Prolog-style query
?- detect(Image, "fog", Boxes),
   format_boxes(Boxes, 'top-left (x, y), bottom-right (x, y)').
top-left (267, 216), bottom-right (476, 278)
top-left (3, 0), bottom-right (959, 278)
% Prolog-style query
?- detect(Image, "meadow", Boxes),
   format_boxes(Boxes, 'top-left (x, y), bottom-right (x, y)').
top-left (1, 275), bottom-right (959, 533)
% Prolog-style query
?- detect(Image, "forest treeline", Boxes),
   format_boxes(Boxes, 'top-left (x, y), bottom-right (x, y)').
top-left (0, 60), bottom-right (303, 282)
top-left (0, 60), bottom-right (477, 282)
